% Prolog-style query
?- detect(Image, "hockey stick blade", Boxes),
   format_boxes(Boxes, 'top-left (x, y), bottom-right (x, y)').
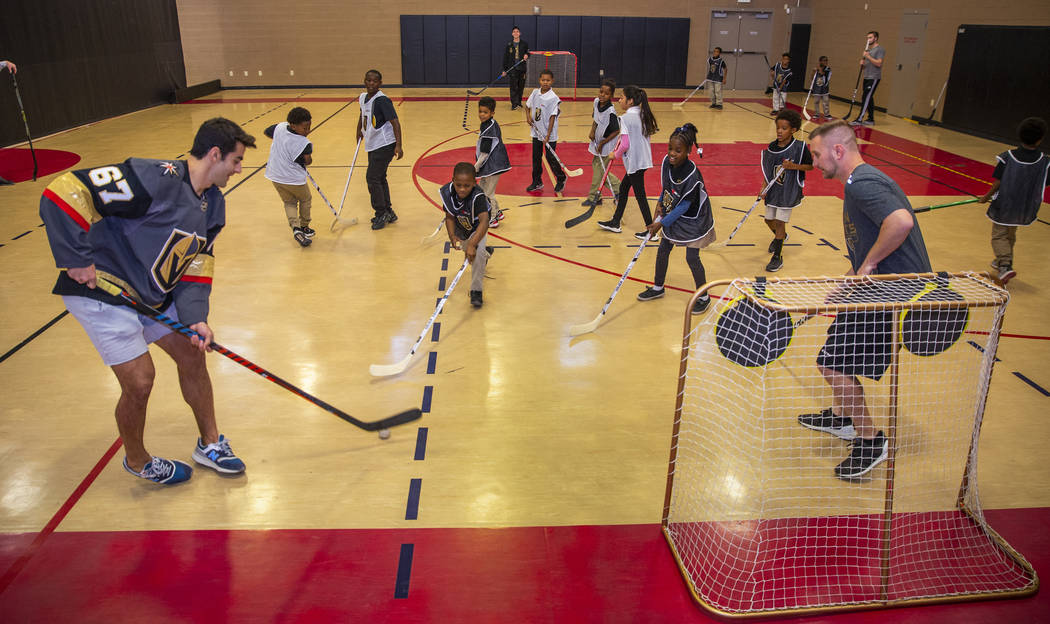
top-left (306, 171), bottom-right (359, 230)
top-left (564, 205), bottom-right (596, 229)
top-left (568, 314), bottom-right (602, 337)
top-left (369, 354), bottom-right (415, 378)
top-left (93, 277), bottom-right (418, 432)
top-left (421, 218), bottom-right (446, 243)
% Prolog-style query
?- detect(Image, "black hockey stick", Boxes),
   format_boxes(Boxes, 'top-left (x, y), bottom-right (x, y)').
top-left (94, 277), bottom-right (422, 432)
top-left (844, 42), bottom-right (871, 121)
top-left (462, 57), bottom-right (527, 130)
top-left (764, 55), bottom-right (774, 95)
top-left (10, 73), bottom-right (38, 181)
top-left (920, 80), bottom-right (948, 126)
top-left (565, 145), bottom-right (616, 228)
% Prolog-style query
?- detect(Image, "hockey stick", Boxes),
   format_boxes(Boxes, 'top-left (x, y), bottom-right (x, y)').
top-left (421, 217), bottom-right (446, 244)
top-left (93, 277), bottom-right (421, 431)
top-left (544, 142), bottom-right (583, 177)
top-left (845, 42), bottom-right (871, 120)
top-left (764, 55), bottom-right (774, 95)
top-left (565, 146), bottom-right (616, 228)
top-left (568, 218), bottom-right (661, 336)
top-left (305, 170), bottom-right (358, 229)
top-left (333, 136), bottom-right (363, 230)
top-left (370, 258), bottom-right (470, 376)
top-left (463, 57), bottom-right (527, 130)
top-left (10, 73), bottom-right (38, 181)
top-left (801, 71), bottom-right (818, 121)
top-left (912, 198), bottom-right (979, 214)
top-left (672, 80), bottom-right (708, 110)
top-left (707, 166), bottom-right (784, 250)
top-left (920, 80), bottom-right (949, 125)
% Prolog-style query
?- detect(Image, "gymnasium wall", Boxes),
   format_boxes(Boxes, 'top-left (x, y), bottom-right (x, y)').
top-left (175, 1), bottom-right (790, 89)
top-left (803, 0), bottom-right (1050, 123)
top-left (0, 0), bottom-right (185, 148)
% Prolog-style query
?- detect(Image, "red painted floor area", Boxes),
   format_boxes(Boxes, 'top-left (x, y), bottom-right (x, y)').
top-left (0, 148), bottom-right (80, 183)
top-left (0, 508), bottom-right (1047, 622)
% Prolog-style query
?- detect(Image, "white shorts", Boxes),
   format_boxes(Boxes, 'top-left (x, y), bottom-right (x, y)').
top-left (764, 205), bottom-right (793, 222)
top-left (63, 296), bottom-right (176, 366)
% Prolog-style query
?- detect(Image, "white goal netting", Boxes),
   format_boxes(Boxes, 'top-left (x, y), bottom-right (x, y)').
top-left (524, 51), bottom-right (577, 101)
top-left (663, 272), bottom-right (1036, 616)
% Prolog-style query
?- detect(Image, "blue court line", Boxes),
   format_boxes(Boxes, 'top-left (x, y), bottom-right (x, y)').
top-left (394, 543), bottom-right (414, 598)
top-left (426, 351), bottom-right (437, 374)
top-left (578, 244), bottom-right (610, 248)
top-left (967, 340), bottom-right (1001, 362)
top-left (441, 257), bottom-right (448, 271)
top-left (443, 241), bottom-right (450, 253)
top-left (1013, 372), bottom-right (1050, 397)
top-left (431, 322), bottom-right (440, 341)
top-left (818, 237), bottom-right (840, 251)
top-left (438, 276), bottom-right (446, 291)
top-left (784, 243), bottom-right (802, 247)
top-left (534, 245), bottom-right (562, 248)
top-left (0, 311), bottom-right (68, 365)
top-left (405, 479), bottom-right (422, 520)
top-left (422, 386), bottom-right (434, 412)
top-left (11, 231), bottom-right (31, 240)
top-left (554, 198), bottom-right (577, 203)
top-left (792, 225), bottom-right (814, 234)
top-left (414, 428), bottom-right (428, 461)
top-left (721, 206), bottom-right (746, 213)
top-left (518, 201), bottom-right (542, 207)
top-left (727, 243), bottom-right (754, 247)
top-left (1037, 218), bottom-right (1049, 226)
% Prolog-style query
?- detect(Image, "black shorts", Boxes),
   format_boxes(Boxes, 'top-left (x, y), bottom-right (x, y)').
top-left (816, 310), bottom-right (897, 381)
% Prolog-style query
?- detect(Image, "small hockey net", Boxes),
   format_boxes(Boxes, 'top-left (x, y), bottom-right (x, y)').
top-left (525, 51), bottom-right (577, 101)
top-left (663, 272), bottom-right (1036, 616)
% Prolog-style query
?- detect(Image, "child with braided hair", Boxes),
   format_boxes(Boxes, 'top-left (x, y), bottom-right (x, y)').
top-left (636, 123), bottom-right (716, 314)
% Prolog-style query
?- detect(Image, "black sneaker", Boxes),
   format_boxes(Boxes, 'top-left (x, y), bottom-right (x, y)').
top-left (635, 231), bottom-right (660, 241)
top-left (554, 178), bottom-right (566, 193)
top-left (692, 295), bottom-right (711, 315)
top-left (637, 286), bottom-right (665, 301)
top-left (386, 209), bottom-right (398, 223)
top-left (293, 228), bottom-right (312, 247)
top-left (767, 234), bottom-right (787, 253)
top-left (714, 104), bottom-right (723, 110)
top-left (998, 265), bottom-right (1016, 284)
top-left (485, 246), bottom-right (494, 256)
top-left (597, 219), bottom-right (622, 233)
top-left (526, 182), bottom-right (543, 192)
top-left (470, 290), bottom-right (483, 308)
top-left (301, 225), bottom-right (316, 238)
top-left (765, 254), bottom-right (783, 272)
top-left (798, 408), bottom-right (857, 440)
top-left (370, 213), bottom-right (386, 230)
top-left (835, 432), bottom-right (889, 480)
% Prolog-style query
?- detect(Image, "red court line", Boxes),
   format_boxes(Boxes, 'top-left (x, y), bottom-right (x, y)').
top-left (1, 511), bottom-right (1047, 621)
top-left (0, 437), bottom-right (122, 596)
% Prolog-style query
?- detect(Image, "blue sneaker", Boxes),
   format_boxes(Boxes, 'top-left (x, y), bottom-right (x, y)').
top-left (192, 434), bottom-right (246, 474)
top-left (123, 456), bottom-right (193, 484)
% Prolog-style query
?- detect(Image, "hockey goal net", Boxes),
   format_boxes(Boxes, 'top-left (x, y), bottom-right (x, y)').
top-left (525, 51), bottom-right (577, 101)
top-left (663, 272), bottom-right (1036, 617)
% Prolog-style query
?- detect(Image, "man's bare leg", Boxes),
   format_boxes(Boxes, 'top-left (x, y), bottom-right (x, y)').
top-left (111, 352), bottom-right (157, 471)
top-left (154, 332), bottom-right (218, 445)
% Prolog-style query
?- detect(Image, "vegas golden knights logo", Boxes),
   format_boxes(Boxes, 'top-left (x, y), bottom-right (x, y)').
top-left (151, 228), bottom-right (207, 291)
top-left (661, 190), bottom-right (674, 210)
top-left (457, 214), bottom-right (474, 232)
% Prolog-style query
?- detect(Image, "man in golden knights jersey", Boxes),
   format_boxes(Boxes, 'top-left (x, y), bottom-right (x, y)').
top-left (40, 118), bottom-right (256, 485)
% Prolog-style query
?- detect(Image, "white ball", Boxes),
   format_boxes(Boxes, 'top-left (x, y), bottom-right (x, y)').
top-left (378, 428), bottom-right (391, 440)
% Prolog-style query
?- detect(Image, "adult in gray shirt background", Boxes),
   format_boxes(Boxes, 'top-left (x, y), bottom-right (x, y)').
top-left (798, 120), bottom-right (931, 481)
top-left (850, 31), bottom-right (885, 126)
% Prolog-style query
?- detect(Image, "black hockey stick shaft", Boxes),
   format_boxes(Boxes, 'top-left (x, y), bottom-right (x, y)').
top-left (11, 74), bottom-right (38, 181)
top-left (564, 150), bottom-right (615, 228)
top-left (468, 57), bottom-right (527, 96)
top-left (845, 42), bottom-right (870, 120)
top-left (94, 277), bottom-right (421, 431)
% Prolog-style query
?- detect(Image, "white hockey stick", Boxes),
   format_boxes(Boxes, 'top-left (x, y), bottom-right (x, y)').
top-left (420, 217), bottom-right (446, 244)
top-left (544, 142), bottom-right (583, 177)
top-left (801, 71), bottom-right (818, 121)
top-left (569, 218), bottom-right (661, 336)
top-left (370, 258), bottom-right (470, 376)
top-left (672, 80), bottom-right (708, 110)
top-left (706, 166), bottom-right (783, 250)
top-left (333, 133), bottom-right (363, 231)
top-left (305, 171), bottom-right (358, 229)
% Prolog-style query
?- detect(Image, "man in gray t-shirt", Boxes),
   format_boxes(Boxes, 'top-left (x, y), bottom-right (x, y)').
top-left (798, 120), bottom-right (932, 481)
top-left (850, 31), bottom-right (885, 126)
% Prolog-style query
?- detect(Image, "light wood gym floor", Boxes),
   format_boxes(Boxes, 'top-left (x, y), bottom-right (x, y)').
top-left (1, 87), bottom-right (1048, 621)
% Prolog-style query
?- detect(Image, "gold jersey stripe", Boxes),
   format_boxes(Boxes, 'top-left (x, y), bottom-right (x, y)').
top-left (47, 173), bottom-right (101, 228)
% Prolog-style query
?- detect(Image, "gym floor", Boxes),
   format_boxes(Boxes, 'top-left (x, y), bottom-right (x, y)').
top-left (1, 87), bottom-right (1048, 622)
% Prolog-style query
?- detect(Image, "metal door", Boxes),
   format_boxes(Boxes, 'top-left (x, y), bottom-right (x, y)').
top-left (887, 11), bottom-right (928, 118)
top-left (708, 10), bottom-right (774, 90)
